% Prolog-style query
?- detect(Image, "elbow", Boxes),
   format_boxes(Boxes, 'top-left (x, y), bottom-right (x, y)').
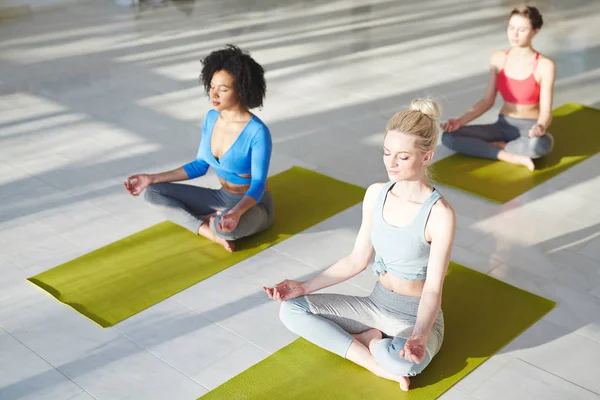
top-left (247, 180), bottom-right (266, 203)
top-left (347, 254), bottom-right (368, 274)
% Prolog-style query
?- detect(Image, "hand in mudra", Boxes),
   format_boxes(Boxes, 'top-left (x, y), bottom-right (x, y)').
top-left (217, 210), bottom-right (240, 233)
top-left (440, 119), bottom-right (463, 133)
top-left (263, 280), bottom-right (305, 302)
top-left (528, 123), bottom-right (546, 138)
top-left (124, 174), bottom-right (152, 196)
top-left (399, 335), bottom-right (427, 364)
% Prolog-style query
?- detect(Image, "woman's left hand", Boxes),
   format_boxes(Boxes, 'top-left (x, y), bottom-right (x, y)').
top-left (528, 123), bottom-right (546, 138)
top-left (399, 335), bottom-right (427, 364)
top-left (218, 210), bottom-right (240, 232)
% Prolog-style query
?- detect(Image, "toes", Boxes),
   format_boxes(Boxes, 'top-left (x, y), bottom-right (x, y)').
top-left (399, 377), bottom-right (410, 392)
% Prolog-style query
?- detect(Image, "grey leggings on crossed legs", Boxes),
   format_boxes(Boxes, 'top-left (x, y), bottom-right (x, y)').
top-left (279, 283), bottom-right (444, 377)
top-left (144, 182), bottom-right (275, 241)
top-left (441, 114), bottom-right (554, 159)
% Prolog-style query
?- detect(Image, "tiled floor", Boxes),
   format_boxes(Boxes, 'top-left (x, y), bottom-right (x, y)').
top-left (1, 0), bottom-right (600, 399)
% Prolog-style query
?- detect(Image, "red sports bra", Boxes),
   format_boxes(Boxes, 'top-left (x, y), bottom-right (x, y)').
top-left (496, 51), bottom-right (541, 105)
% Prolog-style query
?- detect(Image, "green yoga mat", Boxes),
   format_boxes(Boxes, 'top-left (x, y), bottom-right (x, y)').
top-left (27, 167), bottom-right (366, 327)
top-left (430, 103), bottom-right (600, 203)
top-left (200, 262), bottom-right (555, 400)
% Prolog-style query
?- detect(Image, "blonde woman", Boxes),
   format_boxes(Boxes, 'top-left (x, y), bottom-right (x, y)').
top-left (264, 100), bottom-right (456, 392)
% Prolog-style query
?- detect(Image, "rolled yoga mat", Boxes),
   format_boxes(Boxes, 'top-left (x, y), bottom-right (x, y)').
top-left (430, 103), bottom-right (600, 203)
top-left (27, 167), bottom-right (366, 327)
top-left (199, 262), bottom-right (555, 400)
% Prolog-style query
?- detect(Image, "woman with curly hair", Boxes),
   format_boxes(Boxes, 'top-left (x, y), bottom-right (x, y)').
top-left (441, 6), bottom-right (555, 171)
top-left (125, 45), bottom-right (273, 252)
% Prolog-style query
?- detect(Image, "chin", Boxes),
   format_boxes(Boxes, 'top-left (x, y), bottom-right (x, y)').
top-left (387, 173), bottom-right (404, 182)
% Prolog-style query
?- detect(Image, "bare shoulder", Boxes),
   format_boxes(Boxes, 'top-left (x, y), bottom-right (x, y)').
top-left (362, 182), bottom-right (385, 211)
top-left (430, 197), bottom-right (456, 231)
top-left (365, 183), bottom-right (385, 203)
top-left (537, 54), bottom-right (556, 73)
top-left (490, 50), bottom-right (506, 68)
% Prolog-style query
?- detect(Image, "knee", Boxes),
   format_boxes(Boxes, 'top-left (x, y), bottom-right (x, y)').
top-left (143, 183), bottom-right (164, 205)
top-left (531, 133), bottom-right (554, 158)
top-left (279, 297), bottom-right (310, 330)
top-left (441, 132), bottom-right (455, 149)
top-left (371, 337), bottom-right (430, 377)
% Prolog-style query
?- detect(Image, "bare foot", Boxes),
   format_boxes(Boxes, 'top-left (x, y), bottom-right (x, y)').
top-left (514, 155), bottom-right (535, 171)
top-left (399, 376), bottom-right (410, 391)
top-left (352, 329), bottom-right (382, 347)
top-left (490, 141), bottom-right (507, 149)
top-left (198, 217), bottom-right (235, 252)
top-left (498, 151), bottom-right (535, 171)
top-left (199, 212), bottom-right (218, 222)
top-left (215, 237), bottom-right (235, 252)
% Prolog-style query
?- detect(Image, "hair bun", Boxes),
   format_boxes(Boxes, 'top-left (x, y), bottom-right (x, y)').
top-left (410, 99), bottom-right (441, 120)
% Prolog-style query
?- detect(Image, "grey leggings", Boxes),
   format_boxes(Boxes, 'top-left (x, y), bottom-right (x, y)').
top-left (441, 114), bottom-right (554, 159)
top-left (144, 183), bottom-right (275, 241)
top-left (279, 282), bottom-right (444, 377)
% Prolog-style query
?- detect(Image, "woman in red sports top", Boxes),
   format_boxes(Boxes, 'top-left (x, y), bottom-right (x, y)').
top-left (441, 6), bottom-right (556, 171)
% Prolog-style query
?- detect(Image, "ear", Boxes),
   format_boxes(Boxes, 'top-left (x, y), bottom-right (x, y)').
top-left (423, 150), bottom-right (435, 165)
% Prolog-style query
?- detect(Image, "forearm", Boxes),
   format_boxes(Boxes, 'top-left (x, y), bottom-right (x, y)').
top-left (150, 167), bottom-right (189, 184)
top-left (231, 196), bottom-right (256, 216)
top-left (537, 112), bottom-right (552, 130)
top-left (411, 291), bottom-right (442, 339)
top-left (301, 256), bottom-right (366, 294)
top-left (458, 99), bottom-right (493, 126)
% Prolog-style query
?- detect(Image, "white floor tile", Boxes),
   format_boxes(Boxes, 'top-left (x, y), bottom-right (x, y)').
top-left (65, 392), bottom-right (96, 400)
top-left (438, 388), bottom-right (479, 400)
top-left (0, 282), bottom-right (121, 367)
top-left (0, 330), bottom-right (83, 400)
top-left (192, 342), bottom-right (269, 390)
top-left (455, 353), bottom-right (513, 394)
top-left (1, 233), bottom-right (82, 271)
top-left (214, 297), bottom-right (298, 353)
top-left (0, 258), bottom-right (27, 301)
top-left (116, 299), bottom-right (252, 378)
top-left (58, 337), bottom-right (207, 400)
top-left (173, 272), bottom-right (266, 323)
top-left (450, 245), bottom-right (502, 274)
top-left (225, 248), bottom-right (319, 290)
top-left (502, 319), bottom-right (600, 394)
top-left (579, 236), bottom-right (600, 261)
top-left (35, 202), bottom-right (110, 234)
top-left (471, 358), bottom-right (600, 400)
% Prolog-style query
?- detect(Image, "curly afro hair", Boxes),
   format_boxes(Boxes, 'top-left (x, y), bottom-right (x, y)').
top-left (200, 45), bottom-right (266, 109)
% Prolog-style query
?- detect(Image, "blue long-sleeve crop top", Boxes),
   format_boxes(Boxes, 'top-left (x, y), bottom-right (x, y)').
top-left (182, 109), bottom-right (272, 202)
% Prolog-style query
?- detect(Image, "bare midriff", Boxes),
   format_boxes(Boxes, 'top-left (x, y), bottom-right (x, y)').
top-left (219, 175), bottom-right (270, 196)
top-left (379, 273), bottom-right (426, 298)
top-left (500, 101), bottom-right (540, 120)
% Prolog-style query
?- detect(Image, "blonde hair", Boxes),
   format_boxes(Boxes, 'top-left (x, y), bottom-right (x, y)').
top-left (385, 98), bottom-right (441, 153)
top-left (385, 99), bottom-right (441, 179)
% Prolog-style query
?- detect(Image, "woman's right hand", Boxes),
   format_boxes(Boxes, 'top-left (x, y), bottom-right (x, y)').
top-left (440, 119), bottom-right (463, 133)
top-left (124, 174), bottom-right (153, 196)
top-left (263, 280), bottom-right (305, 302)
